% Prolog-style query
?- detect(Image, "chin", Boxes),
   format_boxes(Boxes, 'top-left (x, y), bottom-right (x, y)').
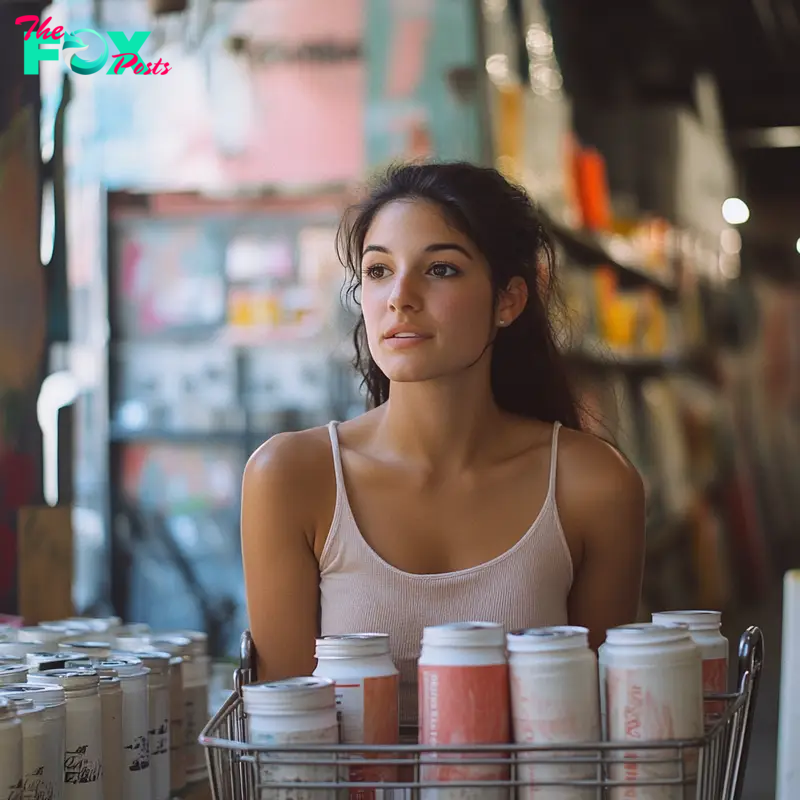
top-left (375, 354), bottom-right (479, 385)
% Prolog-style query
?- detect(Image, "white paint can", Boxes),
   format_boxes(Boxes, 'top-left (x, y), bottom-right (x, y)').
top-left (507, 626), bottom-right (601, 799)
top-left (0, 698), bottom-right (22, 800)
top-left (243, 677), bottom-right (338, 800)
top-left (28, 669), bottom-right (104, 800)
top-left (600, 624), bottom-right (703, 800)
top-left (0, 682), bottom-right (66, 800)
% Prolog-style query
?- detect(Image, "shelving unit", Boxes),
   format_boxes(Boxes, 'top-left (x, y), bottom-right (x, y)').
top-left (102, 190), bottom-right (361, 657)
top-left (472, 0), bottom-right (789, 615)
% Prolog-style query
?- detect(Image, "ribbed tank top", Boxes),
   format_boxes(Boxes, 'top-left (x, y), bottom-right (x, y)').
top-left (319, 420), bottom-right (574, 725)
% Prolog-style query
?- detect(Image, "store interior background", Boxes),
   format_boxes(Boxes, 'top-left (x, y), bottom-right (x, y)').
top-left (0, 0), bottom-right (798, 797)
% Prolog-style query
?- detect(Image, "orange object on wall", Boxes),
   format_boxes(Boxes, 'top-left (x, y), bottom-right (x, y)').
top-left (495, 84), bottom-right (524, 180)
top-left (574, 146), bottom-right (613, 231)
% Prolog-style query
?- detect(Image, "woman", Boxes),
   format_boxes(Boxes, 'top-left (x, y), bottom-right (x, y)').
top-left (241, 161), bottom-right (645, 723)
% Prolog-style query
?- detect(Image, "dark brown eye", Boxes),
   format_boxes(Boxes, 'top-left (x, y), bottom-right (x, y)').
top-left (364, 264), bottom-right (388, 279)
top-left (429, 263), bottom-right (459, 278)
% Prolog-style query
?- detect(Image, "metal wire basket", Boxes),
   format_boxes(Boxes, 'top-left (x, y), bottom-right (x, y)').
top-left (199, 626), bottom-right (763, 798)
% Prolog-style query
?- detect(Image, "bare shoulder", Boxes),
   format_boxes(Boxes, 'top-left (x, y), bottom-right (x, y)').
top-left (558, 427), bottom-right (644, 498)
top-left (245, 425), bottom-right (334, 486)
top-left (556, 427), bottom-right (646, 553)
top-left (242, 426), bottom-right (337, 542)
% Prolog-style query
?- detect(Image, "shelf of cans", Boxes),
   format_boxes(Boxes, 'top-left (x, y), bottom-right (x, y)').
top-left (227, 610), bottom-right (732, 795)
top-left (0, 616), bottom-right (212, 800)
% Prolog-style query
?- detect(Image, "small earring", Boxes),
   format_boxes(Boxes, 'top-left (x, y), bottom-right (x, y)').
top-left (498, 318), bottom-right (507, 326)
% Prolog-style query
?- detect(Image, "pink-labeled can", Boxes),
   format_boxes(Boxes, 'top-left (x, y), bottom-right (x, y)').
top-left (507, 626), bottom-right (601, 799)
top-left (600, 624), bottom-right (703, 800)
top-left (651, 611), bottom-right (728, 727)
top-left (418, 622), bottom-right (510, 800)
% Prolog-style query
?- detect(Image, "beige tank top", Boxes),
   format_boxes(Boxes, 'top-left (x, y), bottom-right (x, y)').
top-left (319, 420), bottom-right (574, 724)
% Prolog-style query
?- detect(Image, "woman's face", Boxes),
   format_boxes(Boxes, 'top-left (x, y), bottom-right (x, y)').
top-left (360, 199), bottom-right (501, 385)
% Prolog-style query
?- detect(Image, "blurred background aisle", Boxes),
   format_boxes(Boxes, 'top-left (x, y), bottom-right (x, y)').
top-left (1, 1), bottom-right (799, 797)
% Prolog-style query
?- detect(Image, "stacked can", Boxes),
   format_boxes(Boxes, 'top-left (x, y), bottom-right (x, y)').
top-left (29, 669), bottom-right (105, 800)
top-left (507, 626), bottom-right (601, 799)
top-left (159, 631), bottom-right (210, 782)
top-left (116, 634), bottom-right (190, 792)
top-left (119, 651), bottom-right (173, 800)
top-left (243, 677), bottom-right (339, 800)
top-left (418, 622), bottom-right (511, 800)
top-left (0, 698), bottom-right (22, 799)
top-left (95, 657), bottom-right (151, 800)
top-left (99, 676), bottom-right (124, 800)
top-left (167, 655), bottom-right (186, 794)
top-left (599, 623), bottom-right (703, 800)
top-left (0, 682), bottom-right (67, 800)
top-left (314, 633), bottom-right (400, 795)
top-left (2, 696), bottom-right (62, 800)
top-left (62, 662), bottom-right (125, 800)
top-left (651, 611), bottom-right (729, 727)
top-left (152, 635), bottom-right (207, 783)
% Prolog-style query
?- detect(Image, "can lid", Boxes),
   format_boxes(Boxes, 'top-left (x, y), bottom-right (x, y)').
top-left (39, 620), bottom-right (92, 634)
top-left (315, 633), bottom-right (390, 659)
top-left (651, 610), bottom-right (722, 632)
top-left (113, 635), bottom-right (153, 653)
top-left (58, 641), bottom-right (112, 653)
top-left (507, 626), bottom-right (590, 652)
top-left (605, 622), bottom-right (692, 646)
top-left (64, 662), bottom-right (118, 679)
top-left (243, 677), bottom-right (335, 715)
top-left (66, 617), bottom-right (118, 633)
top-left (161, 630), bottom-right (207, 657)
top-left (112, 651), bottom-right (171, 674)
top-left (0, 641), bottom-right (46, 657)
top-left (115, 623), bottom-right (151, 636)
top-left (17, 626), bottom-right (64, 644)
top-left (422, 621), bottom-right (505, 648)
top-left (0, 697), bottom-right (13, 720)
top-left (0, 682), bottom-right (66, 707)
top-left (29, 668), bottom-right (100, 691)
top-left (27, 652), bottom-right (89, 672)
top-left (0, 664), bottom-right (29, 683)
top-left (150, 636), bottom-right (193, 659)
top-left (94, 657), bottom-right (148, 678)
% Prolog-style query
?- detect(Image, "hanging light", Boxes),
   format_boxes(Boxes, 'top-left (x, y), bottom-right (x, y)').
top-left (721, 198), bottom-right (750, 225)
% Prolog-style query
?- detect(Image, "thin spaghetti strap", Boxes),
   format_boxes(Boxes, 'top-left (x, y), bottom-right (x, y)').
top-left (547, 422), bottom-right (562, 498)
top-left (327, 421), bottom-right (346, 490)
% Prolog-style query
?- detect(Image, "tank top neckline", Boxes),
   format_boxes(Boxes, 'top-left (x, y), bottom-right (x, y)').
top-left (320, 420), bottom-right (565, 581)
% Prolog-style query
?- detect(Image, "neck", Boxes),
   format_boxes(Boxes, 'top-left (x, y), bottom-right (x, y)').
top-left (375, 359), bottom-right (504, 471)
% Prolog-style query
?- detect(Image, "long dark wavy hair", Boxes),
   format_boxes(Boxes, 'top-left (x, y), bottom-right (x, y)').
top-left (337, 161), bottom-right (583, 430)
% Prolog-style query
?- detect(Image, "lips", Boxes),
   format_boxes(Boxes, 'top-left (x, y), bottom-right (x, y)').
top-left (383, 326), bottom-right (431, 340)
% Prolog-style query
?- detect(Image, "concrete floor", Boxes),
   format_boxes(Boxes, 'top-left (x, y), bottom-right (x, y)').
top-left (724, 590), bottom-right (783, 800)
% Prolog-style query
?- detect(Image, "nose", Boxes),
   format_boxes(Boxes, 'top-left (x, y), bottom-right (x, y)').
top-left (388, 269), bottom-right (422, 313)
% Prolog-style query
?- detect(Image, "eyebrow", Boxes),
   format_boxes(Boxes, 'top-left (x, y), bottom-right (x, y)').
top-left (362, 243), bottom-right (474, 260)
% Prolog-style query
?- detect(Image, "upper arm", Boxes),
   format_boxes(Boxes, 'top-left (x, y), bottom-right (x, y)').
top-left (240, 432), bottom-right (323, 683)
top-left (560, 433), bottom-right (646, 650)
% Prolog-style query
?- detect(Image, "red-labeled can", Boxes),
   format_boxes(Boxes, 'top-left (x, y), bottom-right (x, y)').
top-left (651, 611), bottom-right (729, 727)
top-left (418, 622), bottom-right (510, 800)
